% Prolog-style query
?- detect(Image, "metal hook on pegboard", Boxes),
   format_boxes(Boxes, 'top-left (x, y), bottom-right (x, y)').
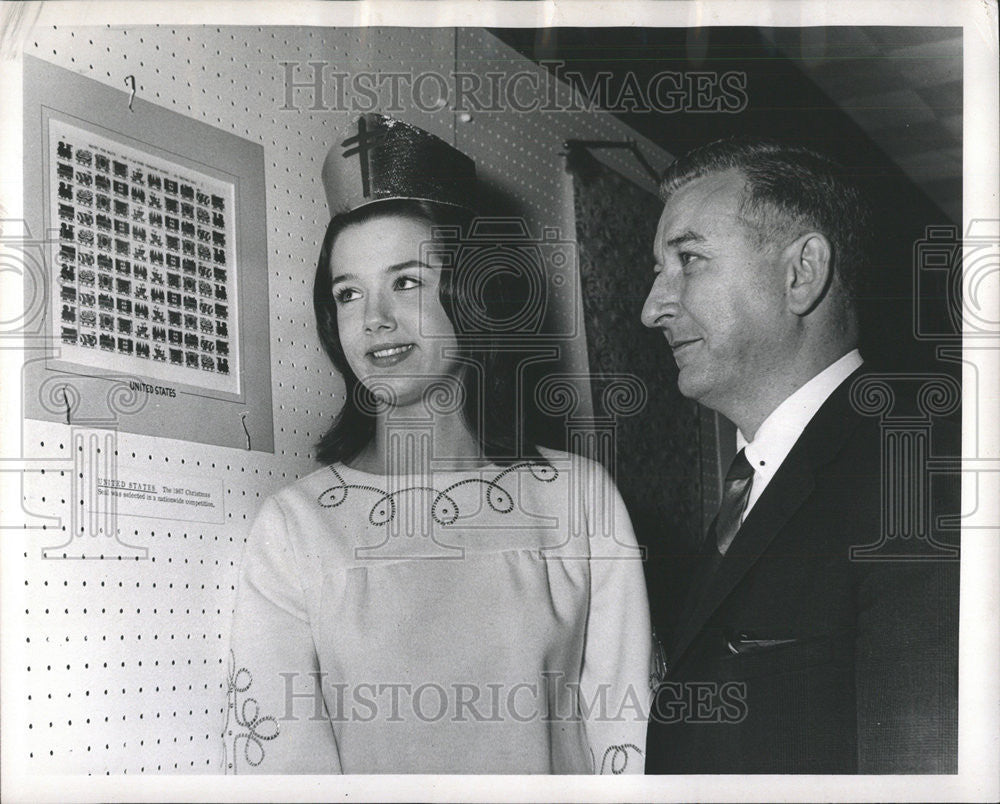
top-left (239, 411), bottom-right (251, 451)
top-left (61, 385), bottom-right (72, 425)
top-left (124, 74), bottom-right (136, 112)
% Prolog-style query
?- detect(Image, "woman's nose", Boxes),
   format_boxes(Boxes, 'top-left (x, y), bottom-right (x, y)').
top-left (364, 292), bottom-right (396, 333)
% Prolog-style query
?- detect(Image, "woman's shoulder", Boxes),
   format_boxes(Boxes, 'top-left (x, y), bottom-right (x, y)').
top-left (266, 462), bottom-right (343, 512)
top-left (521, 447), bottom-right (624, 510)
top-left (258, 462), bottom-right (376, 541)
top-left (533, 445), bottom-right (566, 464)
top-left (525, 448), bottom-right (640, 554)
top-left (247, 462), bottom-right (370, 564)
top-left (533, 446), bottom-right (615, 481)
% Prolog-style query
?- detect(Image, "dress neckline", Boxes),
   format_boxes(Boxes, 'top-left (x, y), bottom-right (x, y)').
top-left (317, 459), bottom-right (560, 526)
top-left (334, 460), bottom-right (504, 479)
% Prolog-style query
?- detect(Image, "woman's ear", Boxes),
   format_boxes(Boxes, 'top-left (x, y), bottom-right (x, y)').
top-left (784, 231), bottom-right (832, 316)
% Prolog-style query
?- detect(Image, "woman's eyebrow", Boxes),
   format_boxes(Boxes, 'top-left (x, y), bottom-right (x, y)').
top-left (386, 259), bottom-right (432, 273)
top-left (331, 260), bottom-right (433, 286)
top-left (330, 271), bottom-right (356, 286)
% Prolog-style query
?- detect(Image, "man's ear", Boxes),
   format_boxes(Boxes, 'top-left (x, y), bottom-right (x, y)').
top-left (784, 232), bottom-right (832, 315)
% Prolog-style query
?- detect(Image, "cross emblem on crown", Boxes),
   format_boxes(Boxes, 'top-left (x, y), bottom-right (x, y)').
top-left (340, 116), bottom-right (388, 199)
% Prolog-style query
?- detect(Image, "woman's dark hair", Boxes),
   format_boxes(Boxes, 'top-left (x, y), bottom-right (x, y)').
top-left (313, 199), bottom-right (538, 466)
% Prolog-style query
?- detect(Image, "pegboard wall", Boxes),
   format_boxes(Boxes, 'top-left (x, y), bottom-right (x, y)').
top-left (8, 23), bottom-right (671, 776)
top-left (455, 29), bottom-right (668, 384)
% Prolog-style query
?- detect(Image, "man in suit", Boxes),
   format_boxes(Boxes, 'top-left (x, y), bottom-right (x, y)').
top-left (640, 138), bottom-right (959, 773)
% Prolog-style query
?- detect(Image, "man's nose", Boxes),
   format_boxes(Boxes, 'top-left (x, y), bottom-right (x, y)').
top-left (640, 270), bottom-right (680, 329)
top-left (364, 292), bottom-right (395, 333)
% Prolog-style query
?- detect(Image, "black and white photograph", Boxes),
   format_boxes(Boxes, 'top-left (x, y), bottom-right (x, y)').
top-left (1, 1), bottom-right (997, 801)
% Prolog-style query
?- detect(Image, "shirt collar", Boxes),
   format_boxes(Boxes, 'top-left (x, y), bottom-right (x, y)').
top-left (738, 350), bottom-right (863, 481)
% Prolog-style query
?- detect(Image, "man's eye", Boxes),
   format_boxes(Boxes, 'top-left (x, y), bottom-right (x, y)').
top-left (395, 275), bottom-right (422, 291)
top-left (333, 287), bottom-right (360, 304)
top-left (679, 252), bottom-right (697, 266)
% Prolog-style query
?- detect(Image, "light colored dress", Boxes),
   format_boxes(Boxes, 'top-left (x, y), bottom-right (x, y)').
top-left (223, 448), bottom-right (652, 774)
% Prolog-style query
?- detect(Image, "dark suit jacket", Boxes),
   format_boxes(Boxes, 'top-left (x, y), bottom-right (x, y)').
top-left (645, 368), bottom-right (960, 773)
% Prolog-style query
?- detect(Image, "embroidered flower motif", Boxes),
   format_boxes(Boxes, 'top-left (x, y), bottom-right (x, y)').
top-left (222, 650), bottom-right (279, 773)
top-left (600, 743), bottom-right (643, 774)
top-left (317, 461), bottom-right (558, 526)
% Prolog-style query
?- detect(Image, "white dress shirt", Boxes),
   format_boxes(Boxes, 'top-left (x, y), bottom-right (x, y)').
top-left (737, 349), bottom-right (863, 523)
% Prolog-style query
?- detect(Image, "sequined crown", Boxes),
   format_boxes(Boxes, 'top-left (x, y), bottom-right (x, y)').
top-left (321, 113), bottom-right (477, 216)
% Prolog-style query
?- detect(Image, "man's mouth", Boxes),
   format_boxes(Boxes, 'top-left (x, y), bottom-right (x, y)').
top-left (367, 343), bottom-right (415, 366)
top-left (670, 337), bottom-right (701, 352)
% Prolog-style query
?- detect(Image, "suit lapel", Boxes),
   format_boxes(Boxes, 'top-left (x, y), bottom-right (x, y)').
top-left (668, 450), bottom-right (815, 669)
top-left (667, 368), bottom-right (866, 671)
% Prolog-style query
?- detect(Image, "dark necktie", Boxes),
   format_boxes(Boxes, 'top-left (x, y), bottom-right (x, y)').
top-left (710, 448), bottom-right (755, 556)
top-left (680, 448), bottom-right (757, 631)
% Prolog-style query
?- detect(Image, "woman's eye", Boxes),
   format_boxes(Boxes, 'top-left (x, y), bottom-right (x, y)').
top-left (394, 275), bottom-right (422, 291)
top-left (333, 287), bottom-right (360, 304)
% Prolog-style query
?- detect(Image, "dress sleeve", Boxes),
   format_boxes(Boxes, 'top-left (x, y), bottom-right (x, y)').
top-left (223, 496), bottom-right (342, 774)
top-left (578, 459), bottom-right (653, 774)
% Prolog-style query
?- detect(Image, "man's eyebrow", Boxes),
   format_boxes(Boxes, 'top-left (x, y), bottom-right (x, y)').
top-left (330, 260), bottom-right (430, 286)
top-left (665, 230), bottom-right (706, 249)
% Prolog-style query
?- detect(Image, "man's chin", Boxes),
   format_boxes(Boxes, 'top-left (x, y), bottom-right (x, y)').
top-left (674, 368), bottom-right (705, 402)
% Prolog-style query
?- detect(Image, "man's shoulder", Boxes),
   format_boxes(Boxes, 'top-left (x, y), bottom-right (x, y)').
top-left (799, 364), bottom-right (961, 540)
top-left (798, 361), bottom-right (958, 441)
top-left (819, 364), bottom-right (962, 452)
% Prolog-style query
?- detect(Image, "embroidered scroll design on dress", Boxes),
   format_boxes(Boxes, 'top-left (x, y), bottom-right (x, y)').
top-left (223, 650), bottom-right (280, 773)
top-left (317, 461), bottom-right (558, 525)
top-left (599, 743), bottom-right (643, 774)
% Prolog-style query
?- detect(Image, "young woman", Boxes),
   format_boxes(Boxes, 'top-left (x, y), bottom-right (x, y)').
top-left (224, 116), bottom-right (651, 774)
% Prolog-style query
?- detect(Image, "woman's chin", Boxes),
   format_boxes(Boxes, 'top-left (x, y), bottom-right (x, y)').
top-left (361, 380), bottom-right (422, 410)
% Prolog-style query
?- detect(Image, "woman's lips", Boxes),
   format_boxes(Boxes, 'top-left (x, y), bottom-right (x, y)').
top-left (366, 343), bottom-right (415, 367)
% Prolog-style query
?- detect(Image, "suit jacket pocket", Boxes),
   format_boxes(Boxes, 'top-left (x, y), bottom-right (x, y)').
top-left (713, 628), bottom-right (855, 681)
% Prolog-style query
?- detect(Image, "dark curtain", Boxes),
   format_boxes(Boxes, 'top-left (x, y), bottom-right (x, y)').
top-left (570, 152), bottom-right (723, 636)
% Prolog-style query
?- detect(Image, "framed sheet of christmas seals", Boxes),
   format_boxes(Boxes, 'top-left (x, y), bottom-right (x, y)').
top-left (22, 55), bottom-right (274, 452)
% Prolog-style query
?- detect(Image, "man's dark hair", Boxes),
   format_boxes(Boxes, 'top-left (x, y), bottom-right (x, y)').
top-left (313, 199), bottom-right (537, 466)
top-left (660, 137), bottom-right (872, 303)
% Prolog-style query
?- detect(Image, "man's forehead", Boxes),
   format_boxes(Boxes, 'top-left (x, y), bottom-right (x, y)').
top-left (653, 169), bottom-right (748, 263)
top-left (661, 168), bottom-right (746, 230)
